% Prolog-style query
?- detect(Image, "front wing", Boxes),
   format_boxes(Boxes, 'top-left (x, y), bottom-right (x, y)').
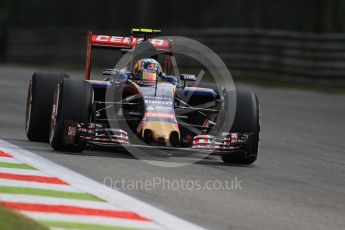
top-left (62, 121), bottom-right (252, 155)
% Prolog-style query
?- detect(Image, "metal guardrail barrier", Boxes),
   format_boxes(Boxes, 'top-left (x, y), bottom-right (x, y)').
top-left (4, 27), bottom-right (345, 84)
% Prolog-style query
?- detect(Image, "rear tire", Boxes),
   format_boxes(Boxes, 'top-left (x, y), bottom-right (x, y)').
top-left (25, 72), bottom-right (70, 142)
top-left (49, 78), bottom-right (92, 152)
top-left (221, 91), bottom-right (260, 165)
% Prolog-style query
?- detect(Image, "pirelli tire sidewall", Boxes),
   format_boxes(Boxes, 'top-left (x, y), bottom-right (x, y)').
top-left (49, 78), bottom-right (92, 152)
top-left (25, 72), bottom-right (69, 142)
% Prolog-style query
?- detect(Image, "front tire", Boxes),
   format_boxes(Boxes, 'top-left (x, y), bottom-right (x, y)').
top-left (221, 91), bottom-right (260, 165)
top-left (49, 78), bottom-right (92, 152)
top-left (26, 72), bottom-right (69, 142)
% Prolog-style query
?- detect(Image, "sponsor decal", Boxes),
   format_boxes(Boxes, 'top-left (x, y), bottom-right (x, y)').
top-left (145, 112), bottom-right (175, 119)
top-left (67, 126), bottom-right (76, 139)
top-left (146, 105), bottom-right (172, 111)
top-left (144, 100), bottom-right (173, 105)
top-left (94, 35), bottom-right (131, 44)
top-left (92, 36), bottom-right (170, 50)
top-left (146, 106), bottom-right (154, 111)
top-left (155, 106), bottom-right (172, 111)
top-left (144, 95), bottom-right (172, 101)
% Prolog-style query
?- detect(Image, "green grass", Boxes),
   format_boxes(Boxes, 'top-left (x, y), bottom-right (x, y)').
top-left (0, 186), bottom-right (105, 202)
top-left (0, 206), bottom-right (48, 230)
top-left (40, 220), bottom-right (139, 230)
top-left (0, 162), bottom-right (36, 170)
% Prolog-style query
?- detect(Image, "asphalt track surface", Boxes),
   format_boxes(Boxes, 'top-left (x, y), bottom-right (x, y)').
top-left (1, 64), bottom-right (345, 230)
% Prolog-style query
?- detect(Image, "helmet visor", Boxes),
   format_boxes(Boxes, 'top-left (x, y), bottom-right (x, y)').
top-left (141, 71), bottom-right (157, 81)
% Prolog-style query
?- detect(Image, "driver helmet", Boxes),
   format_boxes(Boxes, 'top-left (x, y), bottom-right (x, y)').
top-left (133, 58), bottom-right (162, 84)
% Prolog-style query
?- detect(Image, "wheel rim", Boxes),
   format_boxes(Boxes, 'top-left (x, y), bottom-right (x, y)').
top-left (49, 84), bottom-right (60, 144)
top-left (25, 80), bottom-right (32, 134)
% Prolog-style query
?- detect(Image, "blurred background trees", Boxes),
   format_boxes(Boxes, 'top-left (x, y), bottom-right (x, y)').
top-left (3, 0), bottom-right (345, 33)
top-left (2, 0), bottom-right (345, 84)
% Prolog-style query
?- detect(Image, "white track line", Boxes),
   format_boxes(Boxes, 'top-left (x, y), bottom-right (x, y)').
top-left (0, 194), bottom-right (121, 210)
top-left (0, 167), bottom-right (47, 176)
top-left (0, 178), bottom-right (76, 192)
top-left (22, 212), bottom-right (164, 230)
top-left (0, 179), bottom-right (77, 192)
top-left (0, 139), bottom-right (205, 230)
top-left (0, 157), bottom-right (21, 164)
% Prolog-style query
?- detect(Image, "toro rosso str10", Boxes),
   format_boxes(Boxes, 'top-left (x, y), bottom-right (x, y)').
top-left (25, 28), bottom-right (260, 165)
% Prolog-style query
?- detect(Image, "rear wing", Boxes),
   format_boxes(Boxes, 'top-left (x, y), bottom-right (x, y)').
top-left (85, 30), bottom-right (173, 80)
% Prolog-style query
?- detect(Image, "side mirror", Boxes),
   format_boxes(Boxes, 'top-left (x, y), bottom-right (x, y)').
top-left (102, 68), bottom-right (129, 83)
top-left (180, 74), bottom-right (196, 88)
top-left (102, 69), bottom-right (120, 76)
top-left (180, 74), bottom-right (197, 81)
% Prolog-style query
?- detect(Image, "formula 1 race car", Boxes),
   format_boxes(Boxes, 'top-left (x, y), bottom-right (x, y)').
top-left (25, 28), bottom-right (260, 165)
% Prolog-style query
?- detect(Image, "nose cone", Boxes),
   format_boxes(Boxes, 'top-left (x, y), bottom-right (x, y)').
top-left (142, 122), bottom-right (179, 144)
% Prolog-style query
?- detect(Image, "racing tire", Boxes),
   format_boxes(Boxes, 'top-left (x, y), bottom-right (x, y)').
top-left (49, 78), bottom-right (92, 152)
top-left (25, 72), bottom-right (70, 142)
top-left (221, 91), bottom-right (260, 165)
